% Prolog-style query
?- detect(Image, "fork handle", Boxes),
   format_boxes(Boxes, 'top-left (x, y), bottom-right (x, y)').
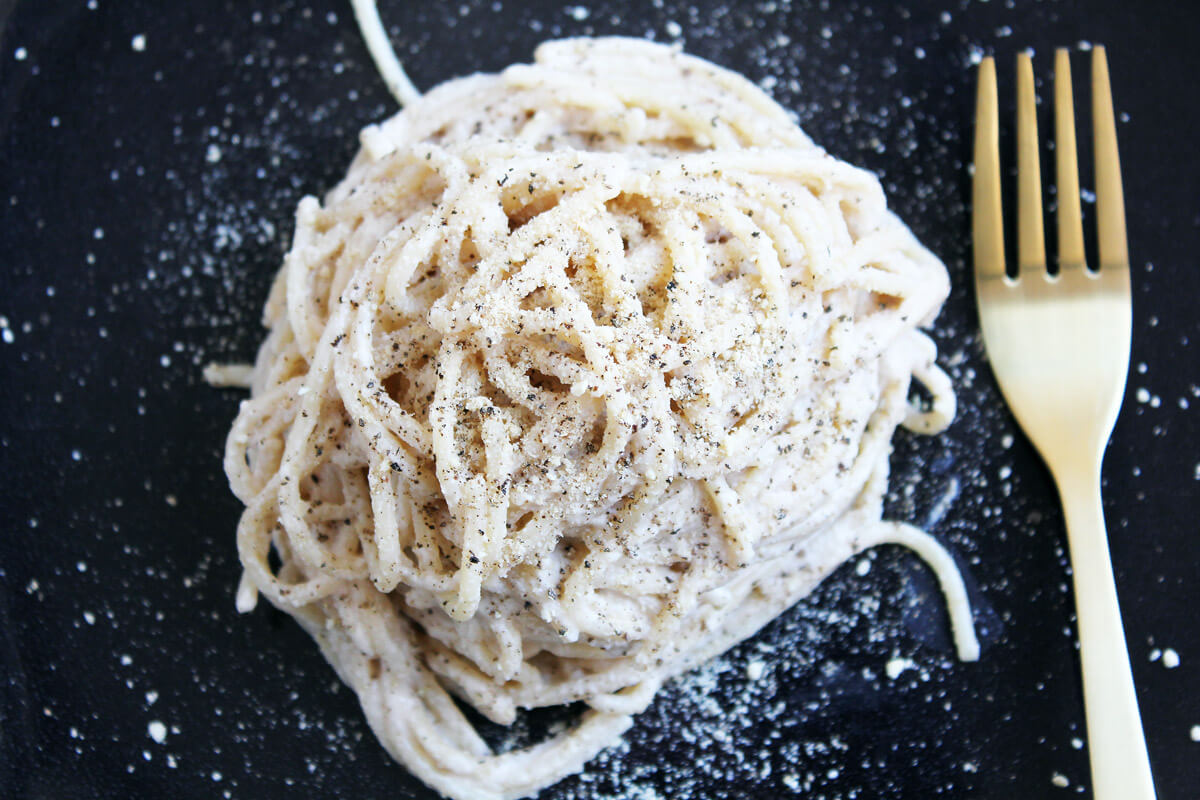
top-left (1057, 464), bottom-right (1157, 800)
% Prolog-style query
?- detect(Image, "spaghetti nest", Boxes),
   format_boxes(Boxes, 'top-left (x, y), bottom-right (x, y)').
top-left (224, 38), bottom-right (975, 800)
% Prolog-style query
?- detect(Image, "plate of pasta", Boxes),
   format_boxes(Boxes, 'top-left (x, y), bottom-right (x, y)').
top-left (0, 2), bottom-right (1195, 799)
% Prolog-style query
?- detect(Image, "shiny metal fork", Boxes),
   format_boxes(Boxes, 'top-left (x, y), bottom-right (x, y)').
top-left (974, 48), bottom-right (1156, 799)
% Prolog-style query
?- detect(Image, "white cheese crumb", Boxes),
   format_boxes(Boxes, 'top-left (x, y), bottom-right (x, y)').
top-left (1051, 772), bottom-right (1069, 788)
top-left (1162, 648), bottom-right (1180, 669)
top-left (855, 558), bottom-right (871, 576)
top-left (565, 5), bottom-right (589, 21)
top-left (1070, 737), bottom-right (1083, 749)
top-left (15, 47), bottom-right (27, 61)
top-left (131, 34), bottom-right (146, 52)
top-left (745, 660), bottom-right (765, 681)
top-left (206, 144), bottom-right (222, 164)
top-left (148, 721), bottom-right (167, 744)
top-left (145, 691), bottom-right (158, 705)
top-left (665, 20), bottom-right (683, 38)
top-left (1190, 725), bottom-right (1200, 742)
top-left (885, 657), bottom-right (915, 679)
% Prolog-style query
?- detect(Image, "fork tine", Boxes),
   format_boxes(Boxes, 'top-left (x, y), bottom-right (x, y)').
top-left (973, 57), bottom-right (1006, 281)
top-left (1016, 53), bottom-right (1046, 273)
top-left (1092, 46), bottom-right (1129, 271)
top-left (1054, 49), bottom-right (1087, 271)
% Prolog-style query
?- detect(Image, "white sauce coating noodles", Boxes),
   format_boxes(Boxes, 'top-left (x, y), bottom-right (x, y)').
top-left (348, 0), bottom-right (421, 108)
top-left (222, 30), bottom-right (978, 800)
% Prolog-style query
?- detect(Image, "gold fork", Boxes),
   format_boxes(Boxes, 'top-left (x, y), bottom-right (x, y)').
top-left (974, 48), bottom-right (1156, 799)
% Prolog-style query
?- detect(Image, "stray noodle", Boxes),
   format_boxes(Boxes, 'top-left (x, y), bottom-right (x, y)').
top-left (219, 28), bottom-right (977, 800)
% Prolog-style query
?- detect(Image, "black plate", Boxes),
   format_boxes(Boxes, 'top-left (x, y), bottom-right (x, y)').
top-left (2, 1), bottom-right (1197, 798)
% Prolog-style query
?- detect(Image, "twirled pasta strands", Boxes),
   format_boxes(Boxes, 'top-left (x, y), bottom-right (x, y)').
top-left (223, 38), bottom-right (976, 800)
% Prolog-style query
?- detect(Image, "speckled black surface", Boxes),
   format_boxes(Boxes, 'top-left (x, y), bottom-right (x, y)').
top-left (1, 1), bottom-right (1197, 798)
